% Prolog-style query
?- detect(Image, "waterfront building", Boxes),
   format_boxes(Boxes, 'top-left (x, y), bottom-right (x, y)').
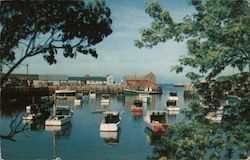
top-left (123, 72), bottom-right (156, 90)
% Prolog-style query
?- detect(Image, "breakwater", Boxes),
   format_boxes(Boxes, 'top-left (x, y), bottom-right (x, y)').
top-left (1, 84), bottom-right (124, 99)
top-left (1, 87), bottom-right (50, 99)
top-left (48, 84), bottom-right (124, 95)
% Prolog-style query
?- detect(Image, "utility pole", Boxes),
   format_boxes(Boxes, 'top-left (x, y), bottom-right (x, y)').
top-left (26, 64), bottom-right (29, 80)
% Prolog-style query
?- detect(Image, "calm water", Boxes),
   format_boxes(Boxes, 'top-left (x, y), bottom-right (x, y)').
top-left (1, 84), bottom-right (190, 160)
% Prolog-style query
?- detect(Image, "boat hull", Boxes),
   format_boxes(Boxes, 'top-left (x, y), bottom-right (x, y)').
top-left (123, 89), bottom-right (162, 95)
top-left (100, 122), bottom-right (120, 132)
top-left (101, 99), bottom-right (110, 104)
top-left (74, 99), bottom-right (81, 106)
top-left (45, 116), bottom-right (71, 126)
top-left (167, 107), bottom-right (180, 111)
top-left (89, 94), bottom-right (96, 99)
top-left (132, 106), bottom-right (143, 113)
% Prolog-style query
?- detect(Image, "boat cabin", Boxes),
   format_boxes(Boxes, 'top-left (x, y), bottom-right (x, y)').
top-left (102, 94), bottom-right (110, 99)
top-left (166, 100), bottom-right (177, 107)
top-left (55, 106), bottom-right (71, 116)
top-left (150, 112), bottom-right (166, 124)
top-left (55, 90), bottom-right (76, 97)
top-left (103, 112), bottom-right (120, 124)
top-left (133, 100), bottom-right (143, 107)
top-left (169, 92), bottom-right (177, 97)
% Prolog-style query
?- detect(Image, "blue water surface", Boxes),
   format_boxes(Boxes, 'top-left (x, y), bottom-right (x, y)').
top-left (1, 84), bottom-right (190, 160)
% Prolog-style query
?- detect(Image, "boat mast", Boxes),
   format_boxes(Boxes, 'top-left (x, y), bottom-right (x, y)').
top-left (53, 91), bottom-right (56, 116)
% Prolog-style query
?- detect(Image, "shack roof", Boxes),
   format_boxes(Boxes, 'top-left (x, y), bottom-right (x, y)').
top-left (69, 76), bottom-right (106, 81)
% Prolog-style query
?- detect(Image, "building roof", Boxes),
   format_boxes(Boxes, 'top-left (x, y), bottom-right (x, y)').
top-left (0, 73), bottom-right (39, 80)
top-left (68, 76), bottom-right (106, 81)
top-left (38, 74), bottom-right (68, 81)
top-left (123, 75), bottom-right (146, 81)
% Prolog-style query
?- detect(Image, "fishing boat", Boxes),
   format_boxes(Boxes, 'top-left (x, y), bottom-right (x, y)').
top-left (101, 94), bottom-right (110, 104)
top-left (167, 91), bottom-right (178, 101)
top-left (123, 87), bottom-right (162, 95)
top-left (139, 93), bottom-right (151, 103)
top-left (100, 111), bottom-right (121, 132)
top-left (45, 106), bottom-right (72, 126)
top-left (74, 94), bottom-right (82, 106)
top-left (23, 104), bottom-right (41, 120)
top-left (166, 100), bottom-right (180, 112)
top-left (55, 90), bottom-right (75, 100)
top-left (23, 104), bottom-right (49, 120)
top-left (205, 106), bottom-right (224, 123)
top-left (89, 90), bottom-right (96, 99)
top-left (131, 99), bottom-right (143, 113)
top-left (144, 111), bottom-right (167, 133)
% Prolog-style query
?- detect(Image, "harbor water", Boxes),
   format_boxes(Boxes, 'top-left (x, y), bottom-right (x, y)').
top-left (1, 84), bottom-right (191, 160)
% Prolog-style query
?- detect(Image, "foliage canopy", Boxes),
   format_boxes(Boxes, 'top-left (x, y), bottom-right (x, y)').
top-left (0, 1), bottom-right (112, 81)
top-left (136, 0), bottom-right (250, 159)
top-left (135, 0), bottom-right (250, 81)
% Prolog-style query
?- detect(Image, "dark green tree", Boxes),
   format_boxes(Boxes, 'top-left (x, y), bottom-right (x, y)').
top-left (0, 0), bottom-right (112, 83)
top-left (136, 0), bottom-right (250, 159)
top-left (135, 0), bottom-right (250, 81)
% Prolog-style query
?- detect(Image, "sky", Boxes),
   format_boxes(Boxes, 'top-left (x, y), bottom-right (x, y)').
top-left (6, 0), bottom-right (198, 83)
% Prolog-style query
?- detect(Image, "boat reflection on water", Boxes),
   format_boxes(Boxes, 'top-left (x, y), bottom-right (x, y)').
top-left (168, 114), bottom-right (177, 124)
top-left (167, 110), bottom-right (180, 116)
top-left (132, 112), bottom-right (143, 122)
top-left (45, 123), bottom-right (72, 160)
top-left (45, 122), bottom-right (72, 139)
top-left (144, 127), bottom-right (163, 146)
top-left (30, 119), bottom-right (45, 131)
top-left (100, 131), bottom-right (120, 145)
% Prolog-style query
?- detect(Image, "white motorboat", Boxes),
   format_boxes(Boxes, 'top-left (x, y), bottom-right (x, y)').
top-left (23, 104), bottom-right (50, 120)
top-left (138, 94), bottom-right (151, 103)
top-left (131, 99), bottom-right (143, 113)
top-left (205, 112), bottom-right (222, 123)
top-left (74, 94), bottom-right (82, 106)
top-left (144, 111), bottom-right (167, 133)
top-left (101, 94), bottom-right (110, 104)
top-left (100, 111), bottom-right (121, 132)
top-left (45, 106), bottom-right (72, 126)
top-left (89, 90), bottom-right (96, 99)
top-left (74, 99), bottom-right (81, 106)
top-left (23, 104), bottom-right (42, 120)
top-left (205, 106), bottom-right (224, 123)
top-left (167, 91), bottom-right (178, 101)
top-left (166, 100), bottom-right (180, 113)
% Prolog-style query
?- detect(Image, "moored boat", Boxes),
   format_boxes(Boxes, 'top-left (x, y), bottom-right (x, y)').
top-left (101, 94), bottom-right (110, 104)
top-left (45, 106), bottom-right (72, 126)
top-left (23, 104), bottom-right (49, 120)
top-left (131, 99), bottom-right (143, 113)
top-left (123, 87), bottom-right (162, 95)
top-left (23, 104), bottom-right (41, 120)
top-left (74, 94), bottom-right (82, 106)
top-left (167, 91), bottom-right (178, 101)
top-left (89, 90), bottom-right (96, 99)
top-left (144, 111), bottom-right (167, 133)
top-left (205, 106), bottom-right (224, 123)
top-left (166, 100), bottom-right (180, 112)
top-left (100, 111), bottom-right (121, 132)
